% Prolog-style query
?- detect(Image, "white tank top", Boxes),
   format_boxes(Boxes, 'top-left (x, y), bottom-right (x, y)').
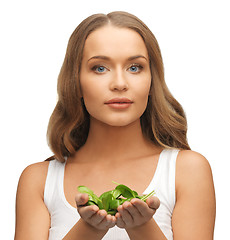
top-left (44, 148), bottom-right (179, 240)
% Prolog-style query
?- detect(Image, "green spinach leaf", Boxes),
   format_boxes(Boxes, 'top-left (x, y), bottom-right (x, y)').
top-left (77, 182), bottom-right (155, 216)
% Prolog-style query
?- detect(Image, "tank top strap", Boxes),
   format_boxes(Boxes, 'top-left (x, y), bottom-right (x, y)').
top-left (156, 148), bottom-right (179, 209)
top-left (44, 159), bottom-right (66, 211)
top-left (143, 148), bottom-right (179, 211)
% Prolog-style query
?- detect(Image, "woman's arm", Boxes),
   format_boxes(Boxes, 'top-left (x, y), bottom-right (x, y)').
top-left (125, 218), bottom-right (167, 240)
top-left (63, 193), bottom-right (116, 240)
top-left (15, 163), bottom-right (114, 240)
top-left (14, 162), bottom-right (50, 240)
top-left (62, 218), bottom-right (108, 239)
top-left (172, 150), bottom-right (216, 239)
top-left (115, 150), bottom-right (215, 240)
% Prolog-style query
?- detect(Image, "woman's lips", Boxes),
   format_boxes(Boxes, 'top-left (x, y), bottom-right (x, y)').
top-left (105, 98), bottom-right (133, 109)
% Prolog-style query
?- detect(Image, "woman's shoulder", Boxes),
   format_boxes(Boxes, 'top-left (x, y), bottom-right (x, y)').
top-left (176, 149), bottom-right (214, 195)
top-left (15, 161), bottom-right (52, 237)
top-left (172, 150), bottom-right (215, 237)
top-left (18, 160), bottom-right (51, 198)
top-left (177, 149), bottom-right (211, 172)
top-left (21, 160), bottom-right (50, 179)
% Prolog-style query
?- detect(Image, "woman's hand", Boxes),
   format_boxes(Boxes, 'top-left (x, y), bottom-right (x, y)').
top-left (115, 196), bottom-right (160, 229)
top-left (75, 193), bottom-right (116, 230)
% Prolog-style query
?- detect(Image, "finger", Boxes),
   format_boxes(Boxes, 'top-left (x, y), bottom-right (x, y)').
top-left (131, 198), bottom-right (152, 217)
top-left (118, 204), bottom-right (133, 225)
top-left (106, 214), bottom-right (116, 226)
top-left (75, 193), bottom-right (89, 207)
top-left (89, 209), bottom-right (107, 225)
top-left (146, 196), bottom-right (160, 210)
top-left (99, 214), bottom-right (116, 229)
top-left (123, 200), bottom-right (142, 219)
top-left (115, 212), bottom-right (126, 228)
top-left (78, 205), bottom-right (99, 220)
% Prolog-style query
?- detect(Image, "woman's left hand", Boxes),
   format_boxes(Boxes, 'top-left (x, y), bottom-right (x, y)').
top-left (115, 196), bottom-right (160, 229)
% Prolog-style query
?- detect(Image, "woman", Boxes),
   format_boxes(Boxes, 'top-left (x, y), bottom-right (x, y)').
top-left (15, 11), bottom-right (216, 240)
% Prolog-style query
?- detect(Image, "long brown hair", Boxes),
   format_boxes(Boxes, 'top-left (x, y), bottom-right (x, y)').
top-left (47, 11), bottom-right (190, 162)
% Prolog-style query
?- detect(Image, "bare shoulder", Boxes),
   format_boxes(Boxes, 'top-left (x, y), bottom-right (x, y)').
top-left (172, 150), bottom-right (216, 239)
top-left (176, 150), bottom-right (214, 195)
top-left (15, 161), bottom-right (51, 239)
top-left (18, 161), bottom-right (50, 197)
top-left (177, 149), bottom-right (211, 170)
top-left (21, 160), bottom-right (50, 175)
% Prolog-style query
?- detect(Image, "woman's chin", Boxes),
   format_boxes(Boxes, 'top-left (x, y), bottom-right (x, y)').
top-left (92, 117), bottom-right (140, 128)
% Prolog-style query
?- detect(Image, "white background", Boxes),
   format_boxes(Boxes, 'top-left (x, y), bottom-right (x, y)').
top-left (1, 0), bottom-right (229, 239)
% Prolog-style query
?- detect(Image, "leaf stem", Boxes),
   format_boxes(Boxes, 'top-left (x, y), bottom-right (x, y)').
top-left (112, 180), bottom-right (120, 185)
top-left (141, 190), bottom-right (155, 201)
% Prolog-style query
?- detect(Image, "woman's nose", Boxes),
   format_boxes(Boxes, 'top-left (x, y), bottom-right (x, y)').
top-left (110, 70), bottom-right (128, 91)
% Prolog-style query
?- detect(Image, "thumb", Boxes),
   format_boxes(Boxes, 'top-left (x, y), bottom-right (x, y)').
top-left (75, 193), bottom-right (89, 207)
top-left (146, 196), bottom-right (160, 210)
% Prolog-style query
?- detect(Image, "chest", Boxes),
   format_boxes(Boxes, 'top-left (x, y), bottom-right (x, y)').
top-left (63, 155), bottom-right (159, 208)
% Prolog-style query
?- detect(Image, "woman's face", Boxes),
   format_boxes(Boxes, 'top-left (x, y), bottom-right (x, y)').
top-left (80, 25), bottom-right (151, 127)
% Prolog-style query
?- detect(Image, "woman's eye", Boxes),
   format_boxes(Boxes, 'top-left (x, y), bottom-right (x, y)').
top-left (128, 64), bottom-right (143, 73)
top-left (92, 65), bottom-right (107, 73)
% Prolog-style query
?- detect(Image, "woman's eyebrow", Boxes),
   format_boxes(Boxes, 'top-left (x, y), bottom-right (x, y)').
top-left (87, 55), bottom-right (110, 62)
top-left (127, 55), bottom-right (148, 61)
top-left (87, 55), bottom-right (148, 62)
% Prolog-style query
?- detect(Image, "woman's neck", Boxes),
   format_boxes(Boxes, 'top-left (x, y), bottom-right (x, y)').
top-left (75, 118), bottom-right (159, 164)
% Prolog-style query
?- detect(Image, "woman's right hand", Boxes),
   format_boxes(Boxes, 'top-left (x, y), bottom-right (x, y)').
top-left (75, 193), bottom-right (116, 230)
